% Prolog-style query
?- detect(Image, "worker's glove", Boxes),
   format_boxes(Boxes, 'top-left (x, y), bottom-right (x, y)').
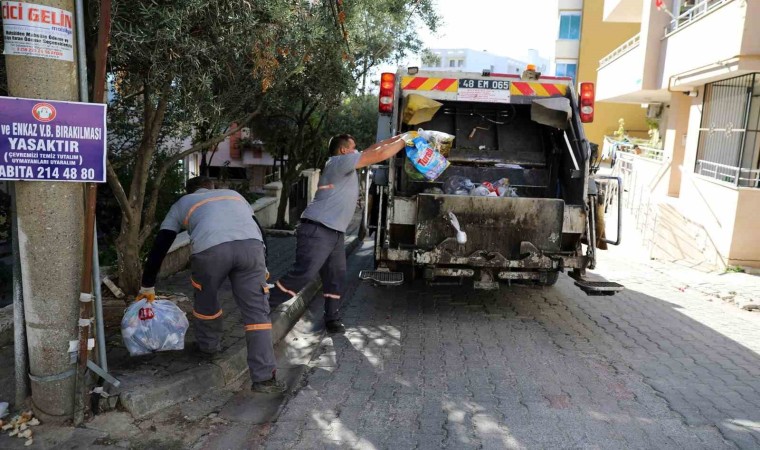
top-left (136, 286), bottom-right (156, 303)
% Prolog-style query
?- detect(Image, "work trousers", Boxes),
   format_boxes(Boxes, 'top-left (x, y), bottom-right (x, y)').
top-left (270, 221), bottom-right (346, 322)
top-left (190, 239), bottom-right (275, 383)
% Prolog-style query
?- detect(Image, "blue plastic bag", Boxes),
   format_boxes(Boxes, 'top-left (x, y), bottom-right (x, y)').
top-left (121, 298), bottom-right (189, 356)
top-left (405, 135), bottom-right (450, 181)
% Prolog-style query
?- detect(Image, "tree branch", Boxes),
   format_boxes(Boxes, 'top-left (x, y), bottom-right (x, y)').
top-left (139, 106), bottom-right (263, 240)
top-left (106, 158), bottom-right (133, 225)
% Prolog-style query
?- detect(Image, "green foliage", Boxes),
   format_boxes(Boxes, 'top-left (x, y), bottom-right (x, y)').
top-left (613, 118), bottom-right (627, 139)
top-left (0, 189), bottom-right (9, 242)
top-left (326, 95), bottom-right (380, 150)
top-left (421, 49), bottom-right (441, 67)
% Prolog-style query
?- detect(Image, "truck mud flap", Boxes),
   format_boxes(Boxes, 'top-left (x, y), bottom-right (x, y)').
top-left (359, 270), bottom-right (404, 286)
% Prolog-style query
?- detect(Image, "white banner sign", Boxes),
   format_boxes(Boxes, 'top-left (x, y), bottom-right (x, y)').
top-left (2, 1), bottom-right (74, 62)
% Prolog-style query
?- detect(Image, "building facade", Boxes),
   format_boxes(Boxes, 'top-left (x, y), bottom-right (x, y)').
top-left (422, 48), bottom-right (548, 75)
top-left (576, 0), bottom-right (650, 146)
top-left (597, 0), bottom-right (760, 269)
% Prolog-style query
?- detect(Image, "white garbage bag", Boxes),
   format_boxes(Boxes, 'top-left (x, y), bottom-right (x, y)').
top-left (121, 298), bottom-right (189, 356)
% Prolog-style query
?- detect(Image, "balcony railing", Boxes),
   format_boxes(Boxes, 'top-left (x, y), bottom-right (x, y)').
top-left (666, 0), bottom-right (734, 35)
top-left (599, 33), bottom-right (640, 69)
top-left (695, 160), bottom-right (760, 188)
top-left (605, 137), bottom-right (665, 161)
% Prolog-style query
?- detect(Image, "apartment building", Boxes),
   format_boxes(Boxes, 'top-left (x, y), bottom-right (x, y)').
top-left (422, 48), bottom-right (548, 75)
top-left (575, 0), bottom-right (650, 145)
top-left (555, 0), bottom-right (583, 82)
top-left (597, 0), bottom-right (760, 269)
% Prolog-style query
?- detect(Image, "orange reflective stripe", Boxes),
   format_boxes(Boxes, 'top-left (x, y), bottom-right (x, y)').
top-left (245, 323), bottom-right (272, 331)
top-left (318, 184), bottom-right (335, 190)
top-left (183, 196), bottom-right (245, 226)
top-left (324, 293), bottom-right (341, 299)
top-left (193, 309), bottom-right (223, 320)
top-left (191, 278), bottom-right (203, 291)
top-left (276, 280), bottom-right (297, 298)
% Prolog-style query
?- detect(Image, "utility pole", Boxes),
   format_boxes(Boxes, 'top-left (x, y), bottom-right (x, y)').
top-left (3, 0), bottom-right (84, 422)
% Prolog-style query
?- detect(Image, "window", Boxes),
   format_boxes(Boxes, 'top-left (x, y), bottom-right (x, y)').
top-left (449, 60), bottom-right (456, 68)
top-left (457, 59), bottom-right (464, 68)
top-left (695, 73), bottom-right (760, 187)
top-left (558, 13), bottom-right (581, 40)
top-left (556, 63), bottom-right (577, 82)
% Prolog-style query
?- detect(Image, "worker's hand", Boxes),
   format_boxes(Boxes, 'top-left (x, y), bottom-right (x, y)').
top-left (266, 271), bottom-right (270, 281)
top-left (136, 286), bottom-right (156, 303)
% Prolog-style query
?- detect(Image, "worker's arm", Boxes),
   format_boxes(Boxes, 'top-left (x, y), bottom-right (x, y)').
top-left (356, 135), bottom-right (406, 169)
top-left (139, 229), bottom-right (178, 294)
top-left (137, 203), bottom-right (182, 301)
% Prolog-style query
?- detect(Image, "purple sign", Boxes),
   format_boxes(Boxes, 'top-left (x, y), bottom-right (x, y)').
top-left (0, 96), bottom-right (106, 182)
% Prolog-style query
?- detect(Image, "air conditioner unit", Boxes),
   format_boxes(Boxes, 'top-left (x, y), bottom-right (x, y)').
top-left (646, 103), bottom-right (663, 119)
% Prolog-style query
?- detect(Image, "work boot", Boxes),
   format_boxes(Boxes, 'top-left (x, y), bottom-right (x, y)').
top-left (251, 377), bottom-right (287, 394)
top-left (325, 320), bottom-right (346, 334)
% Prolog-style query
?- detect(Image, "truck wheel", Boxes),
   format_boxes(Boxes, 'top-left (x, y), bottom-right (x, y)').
top-left (539, 271), bottom-right (560, 287)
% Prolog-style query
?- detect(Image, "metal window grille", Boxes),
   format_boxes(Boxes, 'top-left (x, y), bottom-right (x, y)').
top-left (695, 73), bottom-right (760, 187)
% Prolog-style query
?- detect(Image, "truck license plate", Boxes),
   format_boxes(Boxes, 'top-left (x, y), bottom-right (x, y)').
top-left (457, 78), bottom-right (511, 103)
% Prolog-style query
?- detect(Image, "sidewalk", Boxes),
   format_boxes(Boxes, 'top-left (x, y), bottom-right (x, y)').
top-left (605, 209), bottom-right (759, 311)
top-left (0, 213), bottom-right (363, 422)
top-left (109, 218), bottom-right (362, 418)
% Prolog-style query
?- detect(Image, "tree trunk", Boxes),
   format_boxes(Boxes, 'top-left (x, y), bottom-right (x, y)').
top-left (115, 210), bottom-right (143, 293)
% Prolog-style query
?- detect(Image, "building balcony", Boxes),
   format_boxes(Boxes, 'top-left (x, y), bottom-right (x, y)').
top-left (603, 0), bottom-right (643, 23)
top-left (661, 0), bottom-right (760, 91)
top-left (555, 39), bottom-right (580, 61)
top-left (596, 34), bottom-right (669, 103)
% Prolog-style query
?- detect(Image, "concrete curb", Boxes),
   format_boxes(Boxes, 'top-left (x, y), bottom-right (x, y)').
top-left (118, 234), bottom-right (362, 419)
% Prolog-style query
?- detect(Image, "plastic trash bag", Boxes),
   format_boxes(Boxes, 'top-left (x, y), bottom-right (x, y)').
top-left (404, 158), bottom-right (427, 181)
top-left (121, 298), bottom-right (189, 356)
top-left (417, 129), bottom-right (455, 157)
top-left (470, 186), bottom-right (492, 197)
top-left (404, 133), bottom-right (450, 181)
top-left (443, 176), bottom-right (474, 195)
top-left (493, 178), bottom-right (519, 197)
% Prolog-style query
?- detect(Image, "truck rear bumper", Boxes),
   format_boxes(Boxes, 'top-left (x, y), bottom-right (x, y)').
top-left (378, 243), bottom-right (588, 272)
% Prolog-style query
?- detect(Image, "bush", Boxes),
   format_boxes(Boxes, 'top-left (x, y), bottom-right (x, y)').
top-left (0, 189), bottom-right (10, 242)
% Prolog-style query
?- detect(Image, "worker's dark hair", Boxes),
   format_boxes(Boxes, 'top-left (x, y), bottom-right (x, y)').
top-left (328, 134), bottom-right (356, 155)
top-left (186, 176), bottom-right (214, 194)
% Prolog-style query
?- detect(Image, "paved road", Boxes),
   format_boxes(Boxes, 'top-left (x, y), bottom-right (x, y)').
top-left (264, 240), bottom-right (760, 449)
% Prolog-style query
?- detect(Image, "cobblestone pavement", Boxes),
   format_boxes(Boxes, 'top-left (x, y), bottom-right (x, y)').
top-left (264, 238), bottom-right (760, 449)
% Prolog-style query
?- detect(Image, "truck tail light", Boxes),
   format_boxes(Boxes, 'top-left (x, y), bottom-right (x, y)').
top-left (579, 82), bottom-right (595, 123)
top-left (379, 72), bottom-right (395, 114)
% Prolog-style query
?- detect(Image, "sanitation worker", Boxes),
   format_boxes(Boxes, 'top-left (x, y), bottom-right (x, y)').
top-left (137, 176), bottom-right (284, 394)
top-left (269, 134), bottom-right (406, 333)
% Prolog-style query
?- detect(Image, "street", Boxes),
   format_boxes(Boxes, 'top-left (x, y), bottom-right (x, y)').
top-left (262, 237), bottom-right (760, 449)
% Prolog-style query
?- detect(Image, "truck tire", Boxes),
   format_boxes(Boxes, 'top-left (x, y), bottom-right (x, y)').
top-left (539, 271), bottom-right (560, 287)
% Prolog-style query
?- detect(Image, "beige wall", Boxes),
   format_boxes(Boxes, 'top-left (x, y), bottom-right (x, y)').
top-left (663, 94), bottom-right (691, 197)
top-left (578, 0), bottom-right (648, 145)
top-left (728, 188), bottom-right (760, 266)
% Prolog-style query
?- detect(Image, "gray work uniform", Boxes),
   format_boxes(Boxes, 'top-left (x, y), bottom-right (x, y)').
top-left (270, 152), bottom-right (361, 321)
top-left (161, 189), bottom-right (275, 382)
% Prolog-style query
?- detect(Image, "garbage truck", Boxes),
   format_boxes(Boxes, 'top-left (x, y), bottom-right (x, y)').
top-left (359, 66), bottom-right (624, 295)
